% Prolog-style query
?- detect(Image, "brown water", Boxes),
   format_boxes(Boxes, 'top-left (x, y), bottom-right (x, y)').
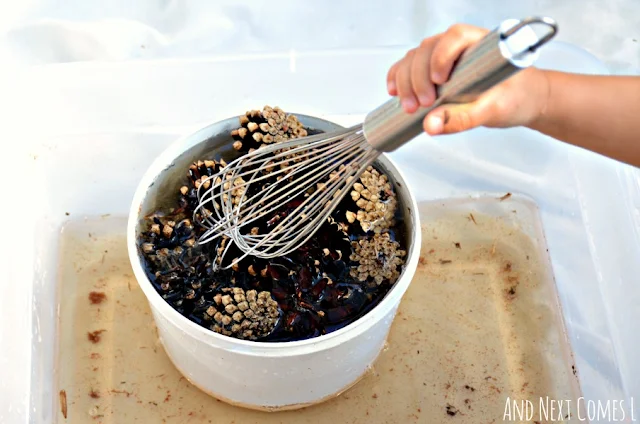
top-left (55, 201), bottom-right (579, 423)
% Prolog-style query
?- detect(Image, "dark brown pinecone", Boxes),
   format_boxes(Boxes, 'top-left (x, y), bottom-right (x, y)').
top-left (178, 159), bottom-right (227, 216)
top-left (139, 215), bottom-right (216, 314)
top-left (188, 159), bottom-right (226, 190)
top-left (204, 287), bottom-right (281, 340)
top-left (153, 247), bottom-right (213, 312)
top-left (139, 217), bottom-right (197, 270)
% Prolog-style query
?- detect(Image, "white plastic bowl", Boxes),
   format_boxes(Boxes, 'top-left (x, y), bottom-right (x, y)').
top-left (127, 114), bottom-right (420, 410)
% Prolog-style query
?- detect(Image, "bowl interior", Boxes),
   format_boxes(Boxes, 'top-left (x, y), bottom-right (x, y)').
top-left (132, 113), bottom-right (418, 342)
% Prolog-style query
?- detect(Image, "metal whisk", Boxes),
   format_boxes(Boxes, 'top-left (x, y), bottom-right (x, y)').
top-left (194, 17), bottom-right (558, 268)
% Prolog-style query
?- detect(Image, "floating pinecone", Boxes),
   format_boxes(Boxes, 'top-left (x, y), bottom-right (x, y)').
top-left (347, 166), bottom-right (397, 233)
top-left (204, 287), bottom-right (281, 340)
top-left (350, 232), bottom-right (406, 285)
top-left (139, 217), bottom-right (197, 271)
top-left (231, 105), bottom-right (307, 152)
top-left (188, 160), bottom-right (226, 190)
top-left (153, 246), bottom-right (214, 312)
top-left (138, 213), bottom-right (217, 318)
top-left (178, 159), bottom-right (228, 218)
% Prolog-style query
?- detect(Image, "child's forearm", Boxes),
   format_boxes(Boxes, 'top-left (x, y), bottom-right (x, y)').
top-left (528, 71), bottom-right (640, 166)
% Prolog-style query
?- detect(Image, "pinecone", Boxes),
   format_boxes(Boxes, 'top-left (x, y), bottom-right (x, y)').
top-left (139, 215), bottom-right (215, 311)
top-left (230, 105), bottom-right (307, 152)
top-left (153, 247), bottom-right (213, 314)
top-left (188, 159), bottom-right (226, 189)
top-left (140, 217), bottom-right (197, 271)
top-left (178, 159), bottom-right (227, 216)
top-left (204, 287), bottom-right (281, 340)
top-left (349, 232), bottom-right (406, 285)
top-left (346, 166), bottom-right (397, 233)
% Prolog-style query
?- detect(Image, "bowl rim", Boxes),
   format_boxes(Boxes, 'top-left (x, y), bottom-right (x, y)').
top-left (127, 113), bottom-right (421, 355)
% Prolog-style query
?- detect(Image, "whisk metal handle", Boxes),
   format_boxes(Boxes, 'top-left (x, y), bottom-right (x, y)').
top-left (362, 17), bottom-right (558, 152)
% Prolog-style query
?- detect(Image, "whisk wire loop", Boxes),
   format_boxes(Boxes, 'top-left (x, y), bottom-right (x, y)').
top-left (194, 126), bottom-right (378, 267)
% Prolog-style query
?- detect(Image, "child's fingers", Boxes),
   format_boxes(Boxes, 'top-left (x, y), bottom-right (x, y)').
top-left (386, 60), bottom-right (401, 95)
top-left (410, 36), bottom-right (439, 107)
top-left (430, 24), bottom-right (488, 84)
top-left (423, 102), bottom-right (490, 135)
top-left (395, 49), bottom-right (419, 113)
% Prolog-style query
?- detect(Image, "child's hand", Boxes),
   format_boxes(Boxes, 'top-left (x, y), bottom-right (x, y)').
top-left (387, 24), bottom-right (550, 136)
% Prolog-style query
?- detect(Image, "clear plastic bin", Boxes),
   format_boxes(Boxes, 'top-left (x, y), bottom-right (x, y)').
top-left (1, 41), bottom-right (639, 423)
top-left (49, 194), bottom-right (581, 423)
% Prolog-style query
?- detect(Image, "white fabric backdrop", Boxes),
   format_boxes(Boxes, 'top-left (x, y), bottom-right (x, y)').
top-left (0, 2), bottom-right (639, 422)
top-left (1, 0), bottom-right (639, 74)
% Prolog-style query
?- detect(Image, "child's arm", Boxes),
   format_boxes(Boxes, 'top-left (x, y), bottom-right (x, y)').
top-left (529, 71), bottom-right (640, 166)
top-left (388, 23), bottom-right (640, 167)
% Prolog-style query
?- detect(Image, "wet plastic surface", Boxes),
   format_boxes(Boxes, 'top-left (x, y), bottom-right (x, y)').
top-left (2, 41), bottom-right (639, 423)
top-left (54, 195), bottom-right (582, 423)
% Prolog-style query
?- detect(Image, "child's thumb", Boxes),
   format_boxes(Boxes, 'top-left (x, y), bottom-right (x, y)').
top-left (423, 103), bottom-right (485, 136)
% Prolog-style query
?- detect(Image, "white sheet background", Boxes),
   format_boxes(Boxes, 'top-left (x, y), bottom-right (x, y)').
top-left (0, 2), bottom-right (639, 422)
top-left (0, 0), bottom-right (639, 74)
